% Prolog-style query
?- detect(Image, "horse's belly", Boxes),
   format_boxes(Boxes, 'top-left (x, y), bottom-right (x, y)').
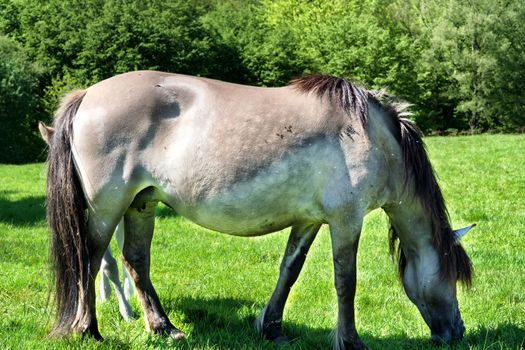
top-left (162, 146), bottom-right (346, 236)
top-left (181, 207), bottom-right (300, 236)
top-left (172, 179), bottom-right (325, 236)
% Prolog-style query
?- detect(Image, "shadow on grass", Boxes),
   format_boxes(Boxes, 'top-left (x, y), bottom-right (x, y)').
top-left (462, 324), bottom-right (525, 348)
top-left (0, 190), bottom-right (176, 226)
top-left (0, 190), bottom-right (46, 226)
top-left (156, 296), bottom-right (525, 349)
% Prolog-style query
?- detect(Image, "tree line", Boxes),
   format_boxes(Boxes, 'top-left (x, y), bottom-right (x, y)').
top-left (1, 0), bottom-right (523, 163)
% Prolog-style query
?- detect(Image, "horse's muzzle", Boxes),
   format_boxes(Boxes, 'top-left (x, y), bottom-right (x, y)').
top-left (431, 318), bottom-right (465, 344)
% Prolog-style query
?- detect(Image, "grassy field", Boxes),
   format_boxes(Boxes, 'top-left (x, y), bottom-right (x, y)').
top-left (0, 134), bottom-right (524, 349)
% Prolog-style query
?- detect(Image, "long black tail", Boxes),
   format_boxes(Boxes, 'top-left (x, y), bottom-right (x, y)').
top-left (46, 90), bottom-right (89, 336)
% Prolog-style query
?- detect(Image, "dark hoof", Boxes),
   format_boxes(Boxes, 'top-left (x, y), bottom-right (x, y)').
top-left (255, 305), bottom-right (287, 342)
top-left (431, 334), bottom-right (450, 345)
top-left (335, 340), bottom-right (371, 350)
top-left (274, 335), bottom-right (290, 347)
top-left (80, 326), bottom-right (103, 341)
top-left (334, 332), bottom-right (370, 350)
top-left (151, 323), bottom-right (186, 340)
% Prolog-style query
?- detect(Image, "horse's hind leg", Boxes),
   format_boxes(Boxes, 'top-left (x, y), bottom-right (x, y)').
top-left (328, 216), bottom-right (369, 350)
top-left (99, 245), bottom-right (134, 321)
top-left (114, 222), bottom-right (134, 300)
top-left (100, 250), bottom-right (112, 302)
top-left (100, 249), bottom-right (113, 302)
top-left (78, 213), bottom-right (122, 339)
top-left (256, 223), bottom-right (321, 343)
top-left (121, 200), bottom-right (185, 339)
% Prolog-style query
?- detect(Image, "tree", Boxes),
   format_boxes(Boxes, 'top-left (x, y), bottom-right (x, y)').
top-left (413, 0), bottom-right (525, 131)
top-left (0, 36), bottom-right (43, 163)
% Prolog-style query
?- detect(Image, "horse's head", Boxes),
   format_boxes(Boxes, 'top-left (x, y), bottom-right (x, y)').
top-left (38, 121), bottom-right (54, 146)
top-left (391, 222), bottom-right (476, 344)
top-left (383, 111), bottom-right (474, 344)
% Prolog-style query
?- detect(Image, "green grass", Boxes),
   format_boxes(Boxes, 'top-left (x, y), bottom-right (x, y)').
top-left (0, 134), bottom-right (524, 349)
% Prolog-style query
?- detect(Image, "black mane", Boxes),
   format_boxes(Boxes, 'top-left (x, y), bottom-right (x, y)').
top-left (290, 74), bottom-right (368, 125)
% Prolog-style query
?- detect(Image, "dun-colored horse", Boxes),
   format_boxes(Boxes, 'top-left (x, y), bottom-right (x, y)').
top-left (42, 71), bottom-right (473, 349)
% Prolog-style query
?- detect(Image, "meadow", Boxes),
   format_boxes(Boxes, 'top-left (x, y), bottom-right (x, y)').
top-left (0, 134), bottom-right (523, 349)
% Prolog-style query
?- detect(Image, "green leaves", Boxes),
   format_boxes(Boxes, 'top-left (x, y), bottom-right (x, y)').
top-left (414, 0), bottom-right (525, 131)
top-left (0, 35), bottom-right (42, 163)
top-left (0, 0), bottom-right (524, 163)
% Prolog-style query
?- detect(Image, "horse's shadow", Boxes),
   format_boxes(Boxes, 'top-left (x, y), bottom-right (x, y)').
top-left (0, 191), bottom-right (176, 226)
top-left (0, 190), bottom-right (46, 226)
top-left (157, 296), bottom-right (525, 349)
top-left (162, 296), bottom-right (331, 349)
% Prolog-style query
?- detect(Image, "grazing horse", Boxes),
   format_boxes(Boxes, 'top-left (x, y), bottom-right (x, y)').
top-left (43, 71), bottom-right (473, 349)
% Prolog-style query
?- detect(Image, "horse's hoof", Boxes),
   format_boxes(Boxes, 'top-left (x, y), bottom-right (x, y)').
top-left (255, 305), bottom-right (287, 342)
top-left (169, 329), bottom-right (186, 340)
top-left (80, 328), bottom-right (103, 341)
top-left (334, 334), bottom-right (370, 350)
top-left (274, 335), bottom-right (290, 347)
top-left (151, 322), bottom-right (186, 340)
top-left (77, 318), bottom-right (104, 341)
top-left (119, 303), bottom-right (134, 322)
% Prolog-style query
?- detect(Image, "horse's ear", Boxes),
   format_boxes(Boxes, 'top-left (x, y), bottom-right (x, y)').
top-left (38, 121), bottom-right (54, 146)
top-left (453, 224), bottom-right (476, 241)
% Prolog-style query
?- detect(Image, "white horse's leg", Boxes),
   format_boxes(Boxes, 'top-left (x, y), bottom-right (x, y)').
top-left (99, 252), bottom-right (112, 302)
top-left (99, 244), bottom-right (133, 321)
top-left (329, 216), bottom-right (369, 350)
top-left (255, 223), bottom-right (321, 343)
top-left (121, 201), bottom-right (185, 339)
top-left (114, 220), bottom-right (134, 300)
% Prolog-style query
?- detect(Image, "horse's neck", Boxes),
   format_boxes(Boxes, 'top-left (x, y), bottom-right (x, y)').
top-left (366, 102), bottom-right (410, 209)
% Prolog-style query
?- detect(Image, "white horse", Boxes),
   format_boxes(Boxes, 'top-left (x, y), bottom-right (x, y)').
top-left (42, 72), bottom-right (473, 349)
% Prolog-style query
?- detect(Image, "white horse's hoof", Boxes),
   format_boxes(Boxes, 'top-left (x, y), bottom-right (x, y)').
top-left (118, 302), bottom-right (134, 321)
top-left (170, 329), bottom-right (186, 340)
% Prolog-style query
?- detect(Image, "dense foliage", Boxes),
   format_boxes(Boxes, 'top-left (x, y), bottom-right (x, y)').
top-left (0, 0), bottom-right (523, 163)
top-left (0, 35), bottom-right (42, 163)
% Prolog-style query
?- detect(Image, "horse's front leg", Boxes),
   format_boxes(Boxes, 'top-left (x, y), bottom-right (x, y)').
top-left (256, 223), bottom-right (321, 344)
top-left (329, 217), bottom-right (370, 350)
top-left (121, 201), bottom-right (185, 340)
